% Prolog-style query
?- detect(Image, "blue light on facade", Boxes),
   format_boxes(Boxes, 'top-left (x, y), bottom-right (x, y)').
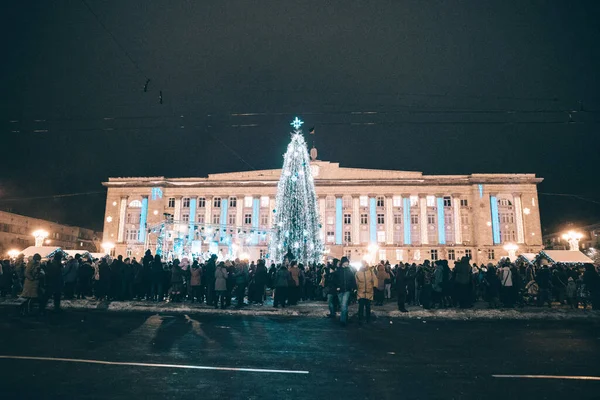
top-left (252, 198), bottom-right (260, 244)
top-left (369, 197), bottom-right (377, 244)
top-left (336, 197), bottom-right (343, 245)
top-left (138, 197), bottom-right (148, 243)
top-left (436, 197), bottom-right (446, 245)
top-left (490, 195), bottom-right (501, 244)
top-left (151, 187), bottom-right (163, 200)
top-left (403, 197), bottom-right (411, 245)
top-left (478, 184), bottom-right (484, 198)
top-left (189, 197), bottom-right (197, 243)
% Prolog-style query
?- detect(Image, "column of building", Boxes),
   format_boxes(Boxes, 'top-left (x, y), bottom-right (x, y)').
top-left (117, 196), bottom-right (128, 243)
top-left (419, 195), bottom-right (428, 245)
top-left (513, 193), bottom-right (525, 244)
top-left (385, 195), bottom-right (394, 245)
top-left (452, 194), bottom-right (462, 245)
top-left (204, 196), bottom-right (212, 226)
top-left (352, 196), bottom-right (360, 246)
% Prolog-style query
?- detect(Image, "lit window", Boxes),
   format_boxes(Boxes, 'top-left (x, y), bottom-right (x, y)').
top-left (168, 198), bottom-right (175, 208)
top-left (260, 196), bottom-right (270, 207)
top-left (378, 249), bottom-right (386, 261)
top-left (228, 213), bottom-right (236, 225)
top-left (229, 197), bottom-right (237, 208)
top-left (393, 196), bottom-right (402, 207)
top-left (394, 214), bottom-right (402, 225)
top-left (376, 196), bottom-right (385, 207)
top-left (128, 200), bottom-right (142, 208)
top-left (326, 197), bottom-right (335, 209)
top-left (359, 196), bottom-right (368, 207)
top-left (244, 196), bottom-right (253, 208)
top-left (488, 249), bottom-right (495, 260)
top-left (343, 196), bottom-right (352, 208)
top-left (377, 214), bottom-right (385, 224)
top-left (377, 231), bottom-right (385, 243)
top-left (460, 199), bottom-right (468, 207)
top-left (396, 249), bottom-right (404, 261)
top-left (426, 196), bottom-right (435, 207)
top-left (260, 214), bottom-right (268, 226)
top-left (410, 196), bottom-right (419, 207)
top-left (448, 249), bottom-right (455, 260)
top-left (213, 197), bottom-right (221, 208)
top-left (182, 198), bottom-right (190, 208)
top-left (212, 214), bottom-right (220, 224)
top-left (326, 231), bottom-right (335, 243)
top-left (244, 214), bottom-right (252, 224)
top-left (498, 199), bottom-right (512, 206)
top-left (344, 214), bottom-right (351, 224)
top-left (360, 214), bottom-right (368, 225)
top-left (343, 231), bottom-right (351, 243)
top-left (182, 213), bottom-right (189, 222)
top-left (327, 216), bottom-right (334, 225)
top-left (427, 214), bottom-right (435, 224)
top-left (411, 215), bottom-right (419, 225)
top-left (198, 197), bottom-right (206, 208)
top-left (430, 249), bottom-right (438, 261)
top-left (197, 214), bottom-right (205, 224)
top-left (465, 249), bottom-right (472, 259)
top-left (443, 196), bottom-right (452, 207)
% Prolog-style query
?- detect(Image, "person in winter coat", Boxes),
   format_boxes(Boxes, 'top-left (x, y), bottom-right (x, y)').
top-left (234, 262), bottom-right (249, 308)
top-left (583, 264), bottom-right (600, 310)
top-left (566, 277), bottom-right (578, 309)
top-left (63, 255), bottom-right (80, 300)
top-left (214, 262), bottom-right (229, 309)
top-left (375, 263), bottom-right (389, 306)
top-left (170, 259), bottom-right (184, 302)
top-left (45, 253), bottom-right (64, 311)
top-left (251, 260), bottom-right (268, 304)
top-left (322, 264), bottom-right (338, 317)
top-left (335, 257), bottom-right (357, 326)
top-left (484, 265), bottom-right (501, 308)
top-left (110, 255), bottom-right (124, 300)
top-left (20, 254), bottom-right (43, 314)
top-left (190, 261), bottom-right (203, 303)
top-left (395, 263), bottom-right (409, 312)
top-left (432, 261), bottom-right (445, 308)
top-left (77, 258), bottom-right (94, 299)
top-left (454, 257), bottom-right (472, 308)
top-left (355, 261), bottom-right (378, 324)
top-left (288, 261), bottom-right (300, 305)
top-left (535, 264), bottom-right (552, 308)
top-left (150, 255), bottom-right (164, 301)
top-left (97, 258), bottom-right (111, 300)
top-left (273, 264), bottom-right (291, 308)
top-left (205, 255), bottom-right (217, 306)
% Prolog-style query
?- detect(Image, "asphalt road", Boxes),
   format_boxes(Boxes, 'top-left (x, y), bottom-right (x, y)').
top-left (1, 308), bottom-right (599, 400)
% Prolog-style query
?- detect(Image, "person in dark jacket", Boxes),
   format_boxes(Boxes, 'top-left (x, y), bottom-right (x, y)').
top-left (583, 264), bottom-right (600, 310)
top-left (251, 260), bottom-right (268, 304)
top-left (395, 263), bottom-right (409, 312)
top-left (273, 264), bottom-right (290, 308)
top-left (63, 255), bottom-right (80, 300)
top-left (205, 255), bottom-right (217, 306)
top-left (76, 258), bottom-right (94, 299)
top-left (97, 258), bottom-right (111, 300)
top-left (335, 257), bottom-right (356, 326)
top-left (150, 255), bottom-right (164, 301)
top-left (170, 259), bottom-right (184, 302)
top-left (536, 264), bottom-right (552, 307)
top-left (45, 253), bottom-right (64, 311)
top-left (454, 257), bottom-right (472, 308)
top-left (322, 263), bottom-right (338, 317)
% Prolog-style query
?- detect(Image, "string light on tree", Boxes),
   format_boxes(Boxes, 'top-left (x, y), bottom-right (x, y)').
top-left (268, 117), bottom-right (324, 264)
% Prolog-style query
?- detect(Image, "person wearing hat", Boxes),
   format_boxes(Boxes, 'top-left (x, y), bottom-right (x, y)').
top-left (335, 256), bottom-right (356, 326)
top-left (20, 254), bottom-right (43, 315)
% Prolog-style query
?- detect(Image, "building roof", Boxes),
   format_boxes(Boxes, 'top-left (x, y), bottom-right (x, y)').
top-left (20, 246), bottom-right (65, 258)
top-left (538, 250), bottom-right (593, 264)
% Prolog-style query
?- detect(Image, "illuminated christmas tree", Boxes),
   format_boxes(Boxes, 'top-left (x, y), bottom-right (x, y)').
top-left (268, 117), bottom-right (323, 264)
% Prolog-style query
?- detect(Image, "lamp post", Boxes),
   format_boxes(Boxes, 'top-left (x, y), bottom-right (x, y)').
top-left (503, 243), bottom-right (518, 260)
top-left (32, 230), bottom-right (49, 247)
top-left (7, 249), bottom-right (20, 259)
top-left (562, 231), bottom-right (583, 251)
top-left (364, 243), bottom-right (379, 264)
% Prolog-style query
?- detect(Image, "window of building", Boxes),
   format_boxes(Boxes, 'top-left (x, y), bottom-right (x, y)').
top-left (344, 231), bottom-right (352, 243)
top-left (229, 197), bottom-right (237, 208)
top-left (360, 214), bottom-right (368, 225)
top-left (443, 196), bottom-right (452, 207)
top-left (430, 249), bottom-right (438, 261)
top-left (327, 231), bottom-right (335, 243)
top-left (182, 213), bottom-right (189, 222)
top-left (259, 249), bottom-right (266, 259)
top-left (260, 214), bottom-right (268, 226)
top-left (212, 214), bottom-right (220, 224)
top-left (498, 199), bottom-right (512, 206)
top-left (377, 231), bottom-right (385, 243)
top-left (376, 196), bottom-right (385, 207)
top-left (182, 197), bottom-right (190, 208)
top-left (343, 214), bottom-right (351, 224)
top-left (427, 214), bottom-right (435, 225)
top-left (377, 214), bottom-right (385, 224)
top-left (460, 199), bottom-right (468, 207)
top-left (448, 249), bottom-right (455, 261)
top-left (260, 196), bottom-right (269, 207)
top-left (197, 214), bottom-right (205, 224)
top-left (344, 250), bottom-right (352, 259)
top-left (488, 249), bottom-right (495, 260)
top-left (426, 195), bottom-right (435, 207)
top-left (445, 215), bottom-right (453, 226)
top-left (244, 196), bottom-right (253, 208)
top-left (198, 197), bottom-right (206, 208)
top-left (396, 249), bottom-right (404, 261)
top-left (326, 197), bottom-right (335, 209)
top-left (228, 213), bottom-right (236, 225)
top-left (327, 216), bottom-right (334, 225)
top-left (393, 229), bottom-right (401, 243)
top-left (394, 214), bottom-right (402, 225)
top-left (393, 196), bottom-right (402, 207)
top-left (168, 198), bottom-right (175, 208)
top-left (410, 196), bottom-right (419, 207)
top-left (461, 215), bottom-right (469, 225)
top-left (126, 248), bottom-right (132, 258)
top-left (343, 196), bottom-right (352, 208)
top-left (465, 249), bottom-right (472, 259)
top-left (126, 229), bottom-right (139, 242)
top-left (411, 215), bottom-right (419, 225)
top-left (359, 196), bottom-right (368, 207)
top-left (378, 249), bottom-right (386, 262)
top-left (244, 214), bottom-right (252, 225)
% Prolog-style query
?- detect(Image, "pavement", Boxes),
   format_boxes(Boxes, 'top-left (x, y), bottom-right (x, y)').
top-left (1, 295), bottom-right (599, 321)
top-left (1, 308), bottom-right (600, 399)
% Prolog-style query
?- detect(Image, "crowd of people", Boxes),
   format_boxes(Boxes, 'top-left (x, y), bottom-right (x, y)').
top-left (1, 250), bottom-right (599, 323)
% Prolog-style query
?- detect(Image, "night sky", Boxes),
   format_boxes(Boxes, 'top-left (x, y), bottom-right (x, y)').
top-left (1, 0), bottom-right (599, 233)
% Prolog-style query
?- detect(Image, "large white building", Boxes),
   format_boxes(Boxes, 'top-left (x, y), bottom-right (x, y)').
top-left (102, 160), bottom-right (543, 265)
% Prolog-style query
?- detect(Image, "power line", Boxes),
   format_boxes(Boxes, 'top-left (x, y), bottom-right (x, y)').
top-left (539, 193), bottom-right (600, 206)
top-left (0, 191), bottom-right (106, 202)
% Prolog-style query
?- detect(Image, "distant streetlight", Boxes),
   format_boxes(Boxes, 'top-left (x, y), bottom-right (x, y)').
top-left (32, 229), bottom-right (49, 247)
top-left (562, 231), bottom-right (583, 251)
top-left (101, 242), bottom-right (115, 254)
top-left (503, 243), bottom-right (518, 260)
top-left (7, 249), bottom-right (20, 259)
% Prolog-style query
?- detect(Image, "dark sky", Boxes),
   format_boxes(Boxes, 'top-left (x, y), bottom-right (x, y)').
top-left (1, 0), bottom-right (600, 233)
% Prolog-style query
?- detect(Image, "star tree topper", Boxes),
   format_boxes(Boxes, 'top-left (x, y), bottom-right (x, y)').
top-left (290, 117), bottom-right (304, 130)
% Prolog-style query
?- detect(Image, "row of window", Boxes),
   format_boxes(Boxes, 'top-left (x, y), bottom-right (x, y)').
top-left (331, 213), bottom-right (468, 226)
top-left (325, 195), bottom-right (468, 209)
top-left (167, 196), bottom-right (271, 209)
top-left (173, 213), bottom-right (270, 226)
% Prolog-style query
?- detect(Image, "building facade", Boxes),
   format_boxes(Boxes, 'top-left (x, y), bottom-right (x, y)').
top-left (0, 210), bottom-right (102, 255)
top-left (102, 160), bottom-right (543, 264)
top-left (543, 222), bottom-right (600, 251)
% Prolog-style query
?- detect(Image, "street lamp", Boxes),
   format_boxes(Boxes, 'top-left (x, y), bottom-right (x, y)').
top-left (32, 229), bottom-right (49, 247)
top-left (7, 249), bottom-right (20, 259)
top-left (101, 242), bottom-right (115, 255)
top-left (503, 243), bottom-right (518, 260)
top-left (562, 230), bottom-right (583, 251)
